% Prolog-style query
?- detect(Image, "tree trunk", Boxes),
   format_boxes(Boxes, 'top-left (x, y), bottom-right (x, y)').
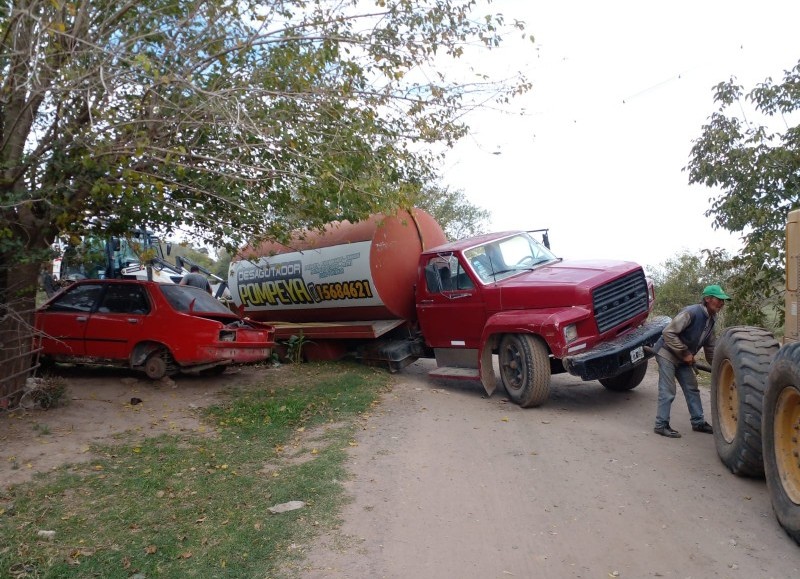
top-left (0, 256), bottom-right (45, 403)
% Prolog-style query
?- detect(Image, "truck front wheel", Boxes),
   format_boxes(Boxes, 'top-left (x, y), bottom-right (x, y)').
top-left (599, 361), bottom-right (648, 391)
top-left (711, 326), bottom-right (779, 477)
top-left (499, 334), bottom-right (550, 408)
top-left (764, 342), bottom-right (800, 545)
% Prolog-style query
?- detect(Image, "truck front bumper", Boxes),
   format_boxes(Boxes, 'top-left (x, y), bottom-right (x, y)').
top-left (562, 316), bottom-right (670, 381)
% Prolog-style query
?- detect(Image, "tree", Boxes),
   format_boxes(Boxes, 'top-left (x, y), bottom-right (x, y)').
top-left (686, 60), bottom-right (800, 328)
top-left (0, 0), bottom-right (531, 390)
top-left (647, 248), bottom-right (778, 330)
top-left (412, 183), bottom-right (491, 240)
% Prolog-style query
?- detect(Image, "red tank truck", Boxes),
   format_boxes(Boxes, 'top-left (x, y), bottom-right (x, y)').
top-left (229, 208), bottom-right (669, 407)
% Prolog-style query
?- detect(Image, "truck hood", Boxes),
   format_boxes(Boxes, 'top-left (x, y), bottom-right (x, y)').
top-left (495, 259), bottom-right (644, 309)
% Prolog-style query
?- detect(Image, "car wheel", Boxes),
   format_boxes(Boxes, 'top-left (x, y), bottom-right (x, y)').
top-left (144, 348), bottom-right (176, 380)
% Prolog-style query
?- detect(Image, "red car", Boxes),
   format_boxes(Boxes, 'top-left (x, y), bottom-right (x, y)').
top-left (35, 279), bottom-right (275, 379)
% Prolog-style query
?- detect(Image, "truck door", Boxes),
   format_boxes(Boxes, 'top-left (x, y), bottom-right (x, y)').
top-left (416, 254), bottom-right (486, 349)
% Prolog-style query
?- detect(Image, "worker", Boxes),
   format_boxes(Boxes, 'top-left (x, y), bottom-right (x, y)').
top-left (179, 265), bottom-right (212, 294)
top-left (652, 284), bottom-right (730, 438)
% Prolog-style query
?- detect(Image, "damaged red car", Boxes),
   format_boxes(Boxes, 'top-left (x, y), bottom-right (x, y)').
top-left (35, 279), bottom-right (275, 379)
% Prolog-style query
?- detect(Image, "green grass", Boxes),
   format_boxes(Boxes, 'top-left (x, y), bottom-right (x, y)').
top-left (0, 362), bottom-right (389, 578)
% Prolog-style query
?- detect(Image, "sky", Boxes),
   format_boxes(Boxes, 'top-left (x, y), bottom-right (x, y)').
top-left (439, 0), bottom-right (800, 270)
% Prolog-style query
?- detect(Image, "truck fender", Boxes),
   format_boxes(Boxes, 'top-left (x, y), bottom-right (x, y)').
top-left (476, 308), bottom-right (589, 397)
top-left (480, 307), bottom-right (591, 360)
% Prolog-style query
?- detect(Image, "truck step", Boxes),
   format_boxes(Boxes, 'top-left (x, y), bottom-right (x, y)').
top-left (428, 366), bottom-right (481, 381)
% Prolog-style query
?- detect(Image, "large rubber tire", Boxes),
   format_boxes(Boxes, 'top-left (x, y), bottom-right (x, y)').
top-left (498, 334), bottom-right (550, 408)
top-left (710, 326), bottom-right (779, 477)
top-left (763, 342), bottom-right (800, 545)
top-left (599, 360), bottom-right (648, 391)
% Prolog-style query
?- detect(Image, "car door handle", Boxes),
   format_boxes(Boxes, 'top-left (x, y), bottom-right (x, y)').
top-left (127, 318), bottom-right (139, 324)
top-left (76, 316), bottom-right (88, 322)
top-left (418, 299), bottom-right (434, 304)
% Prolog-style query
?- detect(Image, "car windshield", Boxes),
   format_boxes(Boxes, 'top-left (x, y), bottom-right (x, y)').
top-left (464, 232), bottom-right (558, 283)
top-left (160, 284), bottom-right (234, 315)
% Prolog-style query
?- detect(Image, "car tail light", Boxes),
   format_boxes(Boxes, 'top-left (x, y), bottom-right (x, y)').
top-left (219, 330), bottom-right (236, 342)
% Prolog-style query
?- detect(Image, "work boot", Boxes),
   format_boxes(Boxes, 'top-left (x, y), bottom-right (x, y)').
top-left (654, 424), bottom-right (681, 438)
top-left (692, 421), bottom-right (713, 434)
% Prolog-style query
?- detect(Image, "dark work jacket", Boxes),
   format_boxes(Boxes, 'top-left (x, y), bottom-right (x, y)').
top-left (654, 303), bottom-right (716, 364)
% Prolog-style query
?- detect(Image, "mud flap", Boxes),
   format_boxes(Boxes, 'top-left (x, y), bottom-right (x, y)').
top-left (479, 343), bottom-right (496, 396)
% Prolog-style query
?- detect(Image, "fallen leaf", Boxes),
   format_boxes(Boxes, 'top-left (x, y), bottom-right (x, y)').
top-left (145, 544), bottom-right (157, 554)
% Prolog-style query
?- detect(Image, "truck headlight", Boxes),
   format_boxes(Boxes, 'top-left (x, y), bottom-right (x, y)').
top-left (564, 324), bottom-right (578, 344)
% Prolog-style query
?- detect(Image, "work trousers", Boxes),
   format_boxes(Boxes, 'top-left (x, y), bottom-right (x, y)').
top-left (654, 355), bottom-right (706, 429)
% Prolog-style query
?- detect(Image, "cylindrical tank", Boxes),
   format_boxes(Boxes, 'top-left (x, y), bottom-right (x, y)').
top-left (229, 209), bottom-right (447, 323)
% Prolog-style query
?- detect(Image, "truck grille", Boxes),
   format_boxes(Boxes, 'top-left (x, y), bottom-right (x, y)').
top-left (592, 270), bottom-right (649, 333)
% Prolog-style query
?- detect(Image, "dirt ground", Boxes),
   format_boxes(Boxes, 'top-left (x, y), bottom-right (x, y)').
top-left (0, 366), bottom-right (267, 487)
top-left (302, 361), bottom-right (800, 579)
top-left (3, 361), bottom-right (800, 578)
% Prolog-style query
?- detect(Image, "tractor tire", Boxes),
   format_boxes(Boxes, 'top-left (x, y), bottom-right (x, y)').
top-left (600, 360), bottom-right (648, 391)
top-left (763, 342), bottom-right (800, 545)
top-left (499, 333), bottom-right (550, 408)
top-left (710, 326), bottom-right (779, 477)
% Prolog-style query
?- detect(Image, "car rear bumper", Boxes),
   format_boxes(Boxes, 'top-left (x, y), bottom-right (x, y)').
top-left (562, 316), bottom-right (670, 381)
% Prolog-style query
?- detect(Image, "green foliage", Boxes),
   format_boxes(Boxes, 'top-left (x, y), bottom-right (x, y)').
top-left (0, 363), bottom-right (389, 578)
top-left (2, 0), bottom-right (530, 261)
top-left (411, 183), bottom-right (491, 240)
top-left (284, 334), bottom-right (313, 364)
top-left (687, 59), bottom-right (800, 328)
top-left (646, 248), bottom-right (775, 330)
top-left (647, 251), bottom-right (709, 317)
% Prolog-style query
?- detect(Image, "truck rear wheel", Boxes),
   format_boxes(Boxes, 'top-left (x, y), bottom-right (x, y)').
top-left (764, 342), bottom-right (800, 545)
top-left (711, 326), bottom-right (779, 477)
top-left (499, 334), bottom-right (550, 408)
top-left (599, 361), bottom-right (648, 391)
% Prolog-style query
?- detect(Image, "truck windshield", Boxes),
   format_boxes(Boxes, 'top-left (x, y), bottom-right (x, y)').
top-left (464, 233), bottom-right (558, 284)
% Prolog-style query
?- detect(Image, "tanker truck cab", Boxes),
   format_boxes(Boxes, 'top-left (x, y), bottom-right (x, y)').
top-left (416, 230), bottom-right (669, 407)
top-left (417, 231), bottom-right (559, 350)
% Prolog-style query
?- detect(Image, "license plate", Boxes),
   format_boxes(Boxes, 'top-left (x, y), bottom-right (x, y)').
top-left (630, 346), bottom-right (644, 364)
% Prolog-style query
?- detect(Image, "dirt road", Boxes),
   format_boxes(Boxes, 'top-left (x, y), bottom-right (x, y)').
top-left (305, 360), bottom-right (800, 578)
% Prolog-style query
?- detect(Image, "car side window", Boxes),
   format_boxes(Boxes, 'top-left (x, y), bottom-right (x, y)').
top-left (48, 284), bottom-right (105, 312)
top-left (97, 285), bottom-right (151, 315)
